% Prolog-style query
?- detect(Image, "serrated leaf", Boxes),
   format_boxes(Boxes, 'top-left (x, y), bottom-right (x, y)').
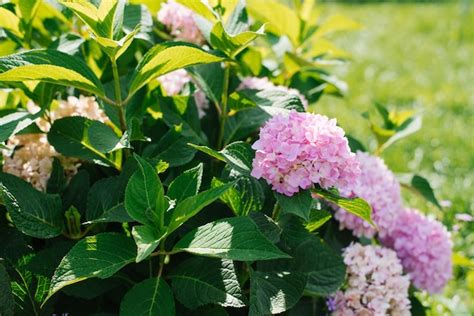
top-left (313, 187), bottom-right (374, 227)
top-left (0, 263), bottom-right (14, 316)
top-left (0, 50), bottom-right (105, 96)
top-left (0, 110), bottom-right (42, 143)
top-left (275, 190), bottom-right (312, 221)
top-left (167, 163), bottom-right (203, 203)
top-left (174, 216), bottom-right (290, 261)
top-left (0, 172), bottom-right (63, 239)
top-left (120, 278), bottom-right (175, 316)
top-left (167, 182), bottom-right (233, 234)
top-left (170, 257), bottom-right (245, 309)
top-left (132, 225), bottom-right (165, 263)
top-left (210, 21), bottom-right (264, 58)
top-left (125, 155), bottom-right (166, 227)
top-left (86, 176), bottom-right (122, 222)
top-left (212, 176), bottom-right (264, 216)
top-left (128, 42), bottom-right (225, 96)
top-left (249, 270), bottom-right (306, 315)
top-left (47, 117), bottom-right (121, 169)
top-left (291, 238), bottom-right (345, 295)
top-left (46, 233), bottom-right (136, 301)
top-left (220, 141), bottom-right (254, 175)
top-left (249, 212), bottom-right (281, 244)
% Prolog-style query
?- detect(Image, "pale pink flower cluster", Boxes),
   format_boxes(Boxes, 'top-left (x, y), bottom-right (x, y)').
top-left (335, 151), bottom-right (403, 238)
top-left (251, 111), bottom-right (360, 196)
top-left (381, 209), bottom-right (453, 293)
top-left (238, 76), bottom-right (309, 108)
top-left (157, 69), bottom-right (209, 118)
top-left (157, 0), bottom-right (205, 44)
top-left (330, 243), bottom-right (411, 316)
top-left (2, 96), bottom-right (108, 191)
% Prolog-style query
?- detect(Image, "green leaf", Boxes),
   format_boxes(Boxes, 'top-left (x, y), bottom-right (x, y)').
top-left (17, 0), bottom-right (41, 23)
top-left (0, 172), bottom-right (63, 239)
top-left (249, 212), bottom-right (281, 244)
top-left (224, 107), bottom-right (270, 145)
top-left (291, 238), bottom-right (345, 295)
top-left (249, 270), bottom-right (307, 315)
top-left (94, 26), bottom-right (140, 60)
top-left (167, 182), bottom-right (233, 234)
top-left (86, 176), bottom-right (121, 222)
top-left (231, 88), bottom-right (305, 112)
top-left (188, 143), bottom-right (225, 161)
top-left (120, 278), bottom-right (175, 316)
top-left (313, 187), bottom-right (375, 227)
top-left (170, 257), bottom-right (246, 309)
top-left (410, 175), bottom-right (442, 209)
top-left (0, 50), bottom-right (105, 96)
top-left (128, 42), bottom-right (225, 97)
top-left (0, 110), bottom-right (42, 143)
top-left (167, 163), bottom-right (203, 203)
top-left (174, 216), bottom-right (290, 261)
top-left (47, 233), bottom-right (136, 301)
top-left (220, 141), bottom-right (254, 175)
top-left (125, 155), bottom-right (166, 227)
top-left (305, 209), bottom-right (332, 232)
top-left (212, 176), bottom-right (264, 216)
top-left (210, 21), bottom-right (264, 58)
top-left (189, 63), bottom-right (224, 104)
top-left (47, 117), bottom-right (122, 169)
top-left (0, 263), bottom-right (14, 316)
top-left (0, 7), bottom-right (22, 38)
top-left (275, 190), bottom-right (313, 221)
top-left (132, 225), bottom-right (165, 263)
top-left (46, 157), bottom-right (66, 194)
top-left (247, 0), bottom-right (301, 45)
top-left (381, 116), bottom-right (422, 151)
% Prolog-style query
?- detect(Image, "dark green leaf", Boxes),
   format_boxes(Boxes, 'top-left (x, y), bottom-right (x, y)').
top-left (0, 172), bottom-right (63, 239)
top-left (167, 182), bottom-right (233, 234)
top-left (291, 238), bottom-right (345, 295)
top-left (275, 190), bottom-right (313, 221)
top-left (188, 143), bottom-right (225, 161)
top-left (46, 157), bottom-right (66, 194)
top-left (47, 233), bottom-right (136, 301)
top-left (62, 170), bottom-right (90, 216)
top-left (410, 175), bottom-right (442, 209)
top-left (86, 176), bottom-right (121, 222)
top-left (132, 225), bottom-right (165, 263)
top-left (167, 163), bottom-right (203, 203)
top-left (48, 117), bottom-right (122, 169)
top-left (125, 155), bottom-right (166, 226)
top-left (189, 63), bottom-right (224, 103)
top-left (0, 110), bottom-right (42, 143)
top-left (220, 141), bottom-right (254, 175)
top-left (170, 257), bottom-right (245, 309)
top-left (174, 216), bottom-right (290, 261)
top-left (313, 187), bottom-right (374, 226)
top-left (249, 270), bottom-right (306, 315)
top-left (305, 209), bottom-right (332, 232)
top-left (0, 263), bottom-right (14, 316)
top-left (120, 278), bottom-right (175, 316)
top-left (249, 212), bottom-right (281, 244)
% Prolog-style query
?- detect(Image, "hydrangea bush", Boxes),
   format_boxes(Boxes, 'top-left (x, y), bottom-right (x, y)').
top-left (0, 0), bottom-right (452, 315)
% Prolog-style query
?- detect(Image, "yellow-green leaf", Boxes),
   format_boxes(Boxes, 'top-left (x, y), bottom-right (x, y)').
top-left (128, 42), bottom-right (225, 96)
top-left (314, 14), bottom-right (361, 39)
top-left (0, 7), bottom-right (22, 38)
top-left (0, 49), bottom-right (104, 96)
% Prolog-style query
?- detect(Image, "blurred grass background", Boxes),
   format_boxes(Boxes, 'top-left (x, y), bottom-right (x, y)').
top-left (315, 1), bottom-right (473, 314)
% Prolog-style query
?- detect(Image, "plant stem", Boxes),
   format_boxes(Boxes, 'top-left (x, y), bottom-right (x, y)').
top-left (272, 202), bottom-right (281, 221)
top-left (111, 58), bottom-right (127, 132)
top-left (217, 64), bottom-right (231, 149)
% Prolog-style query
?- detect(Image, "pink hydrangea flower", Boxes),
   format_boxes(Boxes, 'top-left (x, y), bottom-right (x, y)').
top-left (334, 151), bottom-right (403, 238)
top-left (238, 76), bottom-right (309, 108)
top-left (330, 243), bottom-right (411, 316)
top-left (381, 209), bottom-right (453, 294)
top-left (2, 96), bottom-right (109, 191)
top-left (251, 111), bottom-right (360, 196)
top-left (157, 69), bottom-right (209, 118)
top-left (157, 0), bottom-right (205, 44)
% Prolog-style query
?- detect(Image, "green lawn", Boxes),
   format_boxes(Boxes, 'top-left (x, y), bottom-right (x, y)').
top-left (316, 2), bottom-right (474, 314)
